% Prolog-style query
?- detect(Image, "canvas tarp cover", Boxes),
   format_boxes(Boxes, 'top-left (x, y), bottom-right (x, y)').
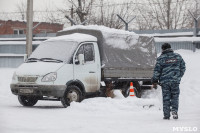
top-left (57, 27), bottom-right (157, 70)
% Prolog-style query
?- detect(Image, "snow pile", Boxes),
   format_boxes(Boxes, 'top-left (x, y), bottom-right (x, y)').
top-left (62, 25), bottom-right (137, 36)
top-left (0, 50), bottom-right (200, 133)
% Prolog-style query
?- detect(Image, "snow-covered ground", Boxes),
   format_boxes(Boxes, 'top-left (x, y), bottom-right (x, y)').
top-left (0, 50), bottom-right (200, 133)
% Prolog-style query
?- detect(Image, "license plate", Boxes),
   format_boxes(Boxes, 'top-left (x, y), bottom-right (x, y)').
top-left (20, 89), bottom-right (33, 94)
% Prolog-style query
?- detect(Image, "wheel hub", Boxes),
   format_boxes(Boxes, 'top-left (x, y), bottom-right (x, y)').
top-left (67, 91), bottom-right (78, 102)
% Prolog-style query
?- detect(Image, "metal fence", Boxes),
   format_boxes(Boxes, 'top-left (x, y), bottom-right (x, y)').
top-left (0, 55), bottom-right (24, 68)
top-left (0, 29), bottom-right (199, 68)
top-left (133, 28), bottom-right (195, 35)
top-left (0, 44), bottom-right (38, 54)
top-left (155, 42), bottom-right (196, 53)
top-left (0, 42), bottom-right (39, 68)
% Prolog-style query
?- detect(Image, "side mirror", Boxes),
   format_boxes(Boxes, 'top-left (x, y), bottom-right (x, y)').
top-left (78, 54), bottom-right (85, 65)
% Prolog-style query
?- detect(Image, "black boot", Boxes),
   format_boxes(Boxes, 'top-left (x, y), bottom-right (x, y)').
top-left (172, 111), bottom-right (178, 119)
top-left (163, 116), bottom-right (170, 120)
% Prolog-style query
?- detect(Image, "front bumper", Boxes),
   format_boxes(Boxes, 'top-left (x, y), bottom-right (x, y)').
top-left (10, 84), bottom-right (66, 97)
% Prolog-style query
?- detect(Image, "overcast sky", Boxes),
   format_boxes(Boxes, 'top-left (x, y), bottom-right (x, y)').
top-left (0, 0), bottom-right (66, 12)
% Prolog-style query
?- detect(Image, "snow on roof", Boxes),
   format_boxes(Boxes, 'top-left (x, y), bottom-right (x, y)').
top-left (46, 33), bottom-right (97, 43)
top-left (0, 37), bottom-right (52, 41)
top-left (151, 32), bottom-right (193, 36)
top-left (61, 25), bottom-right (137, 36)
top-left (0, 54), bottom-right (25, 57)
top-left (155, 37), bottom-right (200, 42)
top-left (0, 38), bottom-right (26, 41)
top-left (0, 41), bottom-right (42, 45)
top-left (140, 31), bottom-right (200, 37)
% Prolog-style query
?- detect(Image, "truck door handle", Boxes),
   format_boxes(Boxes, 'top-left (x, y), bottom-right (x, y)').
top-left (89, 71), bottom-right (95, 73)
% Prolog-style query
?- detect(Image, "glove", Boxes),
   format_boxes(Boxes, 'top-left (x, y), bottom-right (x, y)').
top-left (152, 83), bottom-right (158, 89)
top-left (151, 78), bottom-right (158, 84)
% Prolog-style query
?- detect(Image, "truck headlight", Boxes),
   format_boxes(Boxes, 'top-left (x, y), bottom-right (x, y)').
top-left (41, 72), bottom-right (57, 82)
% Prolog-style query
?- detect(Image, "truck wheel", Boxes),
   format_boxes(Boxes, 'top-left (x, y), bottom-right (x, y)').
top-left (122, 85), bottom-right (130, 98)
top-left (99, 87), bottom-right (107, 97)
top-left (134, 81), bottom-right (142, 98)
top-left (18, 95), bottom-right (38, 106)
top-left (61, 85), bottom-right (82, 108)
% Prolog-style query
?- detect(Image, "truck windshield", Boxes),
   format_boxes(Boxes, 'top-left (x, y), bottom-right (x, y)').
top-left (29, 41), bottom-right (78, 63)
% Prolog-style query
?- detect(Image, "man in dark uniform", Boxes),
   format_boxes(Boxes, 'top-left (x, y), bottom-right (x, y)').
top-left (152, 43), bottom-right (186, 120)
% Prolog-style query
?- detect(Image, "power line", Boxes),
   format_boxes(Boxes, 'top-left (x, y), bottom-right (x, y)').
top-left (92, 0), bottom-right (194, 7)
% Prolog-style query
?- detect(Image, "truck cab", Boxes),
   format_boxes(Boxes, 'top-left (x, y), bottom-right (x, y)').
top-left (11, 33), bottom-right (101, 107)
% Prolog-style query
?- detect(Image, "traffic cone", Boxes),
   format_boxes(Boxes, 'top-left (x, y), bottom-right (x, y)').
top-left (129, 82), bottom-right (135, 96)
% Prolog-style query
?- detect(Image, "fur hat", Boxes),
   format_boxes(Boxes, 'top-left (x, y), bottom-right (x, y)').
top-left (162, 43), bottom-right (171, 51)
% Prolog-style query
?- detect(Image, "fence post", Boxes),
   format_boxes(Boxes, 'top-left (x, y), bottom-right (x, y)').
top-left (188, 10), bottom-right (200, 37)
top-left (117, 14), bottom-right (136, 31)
top-left (193, 42), bottom-right (196, 52)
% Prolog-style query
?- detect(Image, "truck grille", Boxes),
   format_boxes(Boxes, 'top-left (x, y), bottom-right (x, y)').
top-left (18, 76), bottom-right (38, 83)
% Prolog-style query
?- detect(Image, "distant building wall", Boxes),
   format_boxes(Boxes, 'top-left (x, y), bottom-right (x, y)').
top-left (0, 20), bottom-right (63, 35)
top-left (0, 28), bottom-right (200, 68)
top-left (132, 28), bottom-right (200, 53)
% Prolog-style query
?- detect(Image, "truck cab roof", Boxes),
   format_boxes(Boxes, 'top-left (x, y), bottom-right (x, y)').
top-left (46, 33), bottom-right (97, 44)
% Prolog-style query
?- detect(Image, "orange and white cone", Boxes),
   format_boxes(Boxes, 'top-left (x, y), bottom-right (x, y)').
top-left (129, 82), bottom-right (135, 96)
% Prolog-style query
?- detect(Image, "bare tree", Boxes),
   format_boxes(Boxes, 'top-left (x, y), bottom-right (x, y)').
top-left (64, 0), bottom-right (94, 23)
top-left (88, 0), bottom-right (137, 29)
top-left (15, 0), bottom-right (27, 21)
top-left (135, 0), bottom-right (197, 30)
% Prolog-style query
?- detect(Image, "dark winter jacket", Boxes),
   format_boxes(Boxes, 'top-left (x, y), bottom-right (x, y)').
top-left (152, 48), bottom-right (186, 84)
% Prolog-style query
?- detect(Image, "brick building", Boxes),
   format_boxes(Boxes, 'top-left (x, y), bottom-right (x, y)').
top-left (0, 20), bottom-right (64, 35)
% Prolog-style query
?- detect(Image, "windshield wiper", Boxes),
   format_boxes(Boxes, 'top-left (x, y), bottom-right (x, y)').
top-left (26, 58), bottom-right (39, 62)
top-left (40, 58), bottom-right (63, 63)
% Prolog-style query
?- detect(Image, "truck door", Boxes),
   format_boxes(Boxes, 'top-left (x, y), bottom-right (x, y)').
top-left (73, 43), bottom-right (99, 92)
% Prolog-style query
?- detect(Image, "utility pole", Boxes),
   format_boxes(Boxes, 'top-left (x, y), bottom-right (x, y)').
top-left (117, 14), bottom-right (136, 31)
top-left (70, 6), bottom-right (74, 26)
top-left (26, 0), bottom-right (33, 57)
top-left (189, 9), bottom-right (200, 52)
top-left (188, 10), bottom-right (200, 37)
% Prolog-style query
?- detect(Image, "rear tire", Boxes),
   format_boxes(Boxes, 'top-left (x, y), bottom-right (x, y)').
top-left (61, 85), bottom-right (82, 108)
top-left (122, 85), bottom-right (130, 98)
top-left (18, 95), bottom-right (38, 106)
top-left (122, 81), bottom-right (142, 98)
top-left (134, 81), bottom-right (142, 98)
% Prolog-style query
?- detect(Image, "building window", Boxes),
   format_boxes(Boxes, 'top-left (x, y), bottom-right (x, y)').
top-left (13, 29), bottom-right (24, 35)
top-left (13, 30), bottom-right (18, 34)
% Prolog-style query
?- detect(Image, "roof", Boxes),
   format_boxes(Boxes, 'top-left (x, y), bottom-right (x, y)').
top-left (46, 33), bottom-right (97, 43)
top-left (155, 37), bottom-right (200, 42)
top-left (60, 25), bottom-right (137, 36)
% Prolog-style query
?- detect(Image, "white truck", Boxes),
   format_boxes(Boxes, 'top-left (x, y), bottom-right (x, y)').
top-left (10, 26), bottom-right (157, 107)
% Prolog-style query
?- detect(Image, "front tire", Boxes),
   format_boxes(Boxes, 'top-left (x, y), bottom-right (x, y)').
top-left (61, 85), bottom-right (82, 108)
top-left (18, 95), bottom-right (38, 106)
